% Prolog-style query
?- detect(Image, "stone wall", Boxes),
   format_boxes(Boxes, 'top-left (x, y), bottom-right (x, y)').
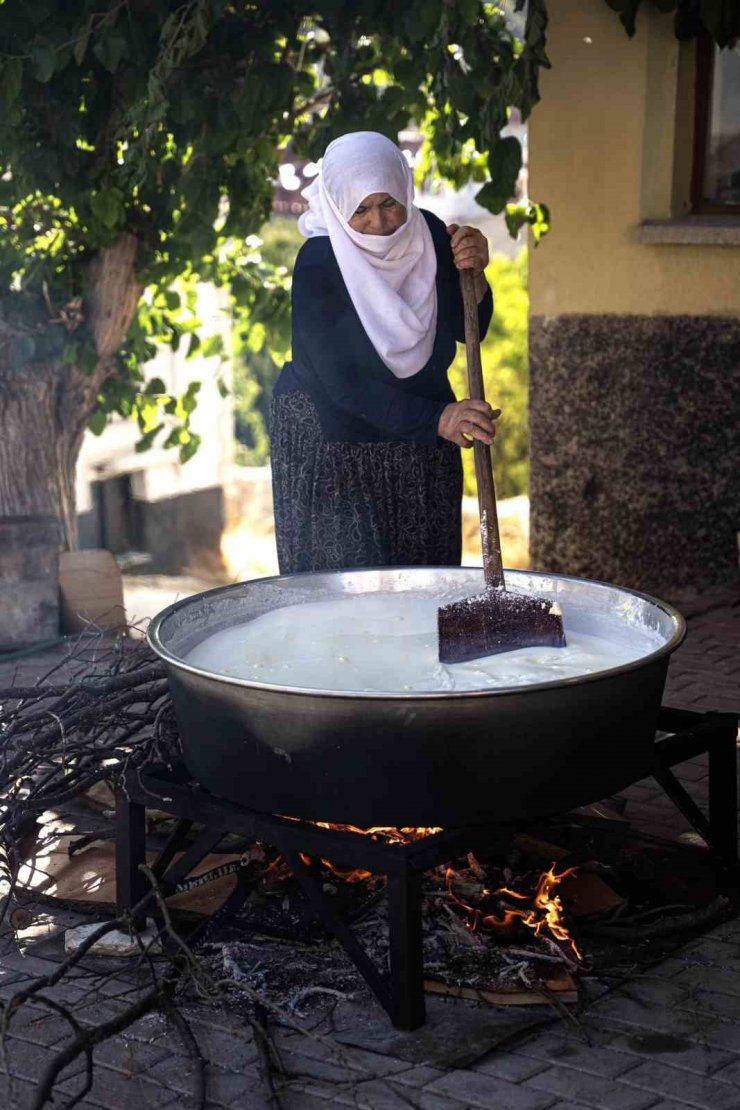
top-left (529, 315), bottom-right (740, 598)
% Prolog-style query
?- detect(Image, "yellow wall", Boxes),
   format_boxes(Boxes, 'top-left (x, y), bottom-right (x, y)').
top-left (528, 0), bottom-right (740, 316)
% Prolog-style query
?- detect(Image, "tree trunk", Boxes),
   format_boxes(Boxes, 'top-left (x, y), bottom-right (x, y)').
top-left (0, 234), bottom-right (143, 551)
top-left (0, 362), bottom-right (86, 549)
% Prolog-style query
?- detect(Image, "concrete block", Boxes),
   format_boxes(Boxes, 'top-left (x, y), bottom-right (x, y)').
top-left (64, 918), bottom-right (161, 957)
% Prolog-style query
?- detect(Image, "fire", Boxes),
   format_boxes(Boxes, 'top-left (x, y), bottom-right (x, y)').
top-left (446, 861), bottom-right (583, 961)
top-left (298, 822), bottom-right (442, 883)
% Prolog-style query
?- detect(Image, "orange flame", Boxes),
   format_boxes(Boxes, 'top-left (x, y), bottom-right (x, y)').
top-left (447, 861), bottom-right (583, 961)
top-left (294, 821), bottom-right (441, 883)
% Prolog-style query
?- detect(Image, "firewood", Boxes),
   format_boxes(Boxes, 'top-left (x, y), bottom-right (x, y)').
top-left (424, 968), bottom-right (577, 1006)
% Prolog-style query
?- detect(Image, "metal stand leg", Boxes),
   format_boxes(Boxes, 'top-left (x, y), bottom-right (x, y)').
top-left (708, 714), bottom-right (739, 866)
top-left (387, 869), bottom-right (425, 1031)
top-left (115, 794), bottom-right (148, 926)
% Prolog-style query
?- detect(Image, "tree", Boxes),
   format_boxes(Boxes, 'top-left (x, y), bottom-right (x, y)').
top-left (0, 0), bottom-right (551, 549)
top-left (603, 0), bottom-right (740, 45)
top-left (1, 1), bottom-right (733, 554)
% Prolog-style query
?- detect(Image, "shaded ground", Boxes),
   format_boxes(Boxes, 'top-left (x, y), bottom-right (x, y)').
top-left (0, 588), bottom-right (738, 1109)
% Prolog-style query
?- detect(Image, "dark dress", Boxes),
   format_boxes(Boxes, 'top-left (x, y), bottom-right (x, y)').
top-left (270, 208), bottom-right (493, 574)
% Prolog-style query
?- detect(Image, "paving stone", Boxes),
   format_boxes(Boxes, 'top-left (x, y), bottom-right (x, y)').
top-left (145, 1049), bottom-right (257, 1098)
top-left (277, 1078), bottom-right (356, 1108)
top-left (673, 966), bottom-right (740, 999)
top-left (56, 1066), bottom-right (181, 1110)
top-left (180, 1020), bottom-right (258, 1069)
top-left (682, 935), bottom-right (740, 964)
top-left (644, 1104), bottom-right (706, 1110)
top-left (681, 1021), bottom-right (740, 1055)
top-left (425, 1066), bottom-right (556, 1109)
top-left (418, 1094), bottom-right (473, 1110)
top-left (93, 1035), bottom-right (172, 1076)
top-left (0, 949), bottom-right (69, 980)
top-left (513, 1028), bottom-right (643, 1079)
top-left (619, 1059), bottom-right (740, 1108)
top-left (390, 1063), bottom-right (447, 1088)
top-left (7, 1001), bottom-right (77, 1047)
top-left (708, 920), bottom-right (740, 943)
top-left (279, 1090), bottom-right (344, 1109)
top-left (590, 997), bottom-right (717, 1037)
top-left (524, 1065), bottom-right (659, 1109)
top-left (588, 1024), bottom-right (736, 1077)
top-left (706, 1056), bottom-right (740, 1085)
top-left (473, 1050), bottom-right (550, 1083)
top-left (0, 969), bottom-right (34, 1000)
top-left (203, 1063), bottom-right (271, 1108)
top-left (678, 991), bottom-right (740, 1021)
top-left (348, 1077), bottom-right (443, 1109)
top-left (73, 999), bottom-right (133, 1027)
top-left (275, 1027), bottom-right (408, 1080)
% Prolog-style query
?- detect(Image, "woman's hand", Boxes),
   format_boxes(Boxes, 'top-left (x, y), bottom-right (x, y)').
top-left (438, 400), bottom-right (501, 448)
top-left (447, 224), bottom-right (489, 274)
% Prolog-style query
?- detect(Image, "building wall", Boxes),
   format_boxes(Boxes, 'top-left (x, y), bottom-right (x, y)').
top-left (528, 0), bottom-right (740, 598)
top-left (76, 284), bottom-right (233, 575)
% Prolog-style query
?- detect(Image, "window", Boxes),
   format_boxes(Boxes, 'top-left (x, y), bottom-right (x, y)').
top-left (692, 38), bottom-right (740, 213)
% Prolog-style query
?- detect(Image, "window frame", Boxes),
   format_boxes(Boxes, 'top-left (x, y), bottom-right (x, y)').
top-left (691, 34), bottom-right (740, 215)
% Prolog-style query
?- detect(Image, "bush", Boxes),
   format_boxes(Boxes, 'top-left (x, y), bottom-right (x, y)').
top-left (233, 219), bottom-right (302, 465)
top-left (448, 250), bottom-right (529, 499)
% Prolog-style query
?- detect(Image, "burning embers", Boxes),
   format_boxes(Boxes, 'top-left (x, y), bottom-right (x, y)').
top-left (293, 821), bottom-right (583, 966)
top-left (446, 860), bottom-right (583, 962)
top-left (287, 819), bottom-right (442, 883)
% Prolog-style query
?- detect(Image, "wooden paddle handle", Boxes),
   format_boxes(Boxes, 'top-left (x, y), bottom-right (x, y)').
top-left (460, 268), bottom-right (504, 590)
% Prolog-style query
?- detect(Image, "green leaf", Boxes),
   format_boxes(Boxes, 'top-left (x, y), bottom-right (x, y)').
top-left (91, 188), bottom-right (124, 230)
top-left (93, 32), bottom-right (127, 74)
top-left (79, 342), bottom-right (99, 376)
top-left (0, 58), bottom-right (23, 112)
top-left (217, 376), bottom-right (229, 399)
top-left (487, 136), bottom-right (523, 198)
top-left (475, 181), bottom-right (509, 215)
top-left (88, 410), bottom-right (107, 436)
top-left (74, 24), bottom-right (92, 65)
top-left (604, 0), bottom-right (642, 36)
top-left (144, 377), bottom-right (167, 394)
top-left (62, 341), bottom-right (79, 366)
top-left (201, 334), bottom-right (224, 358)
top-left (165, 290), bottom-right (181, 311)
top-left (179, 433), bottom-right (201, 464)
top-left (135, 424), bottom-right (164, 452)
top-left (32, 43), bottom-right (57, 83)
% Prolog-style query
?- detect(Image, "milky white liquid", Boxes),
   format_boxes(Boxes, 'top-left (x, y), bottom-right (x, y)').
top-left (185, 591), bottom-right (661, 694)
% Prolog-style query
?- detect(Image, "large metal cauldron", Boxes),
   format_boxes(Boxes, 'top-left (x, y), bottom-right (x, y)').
top-left (148, 568), bottom-right (685, 828)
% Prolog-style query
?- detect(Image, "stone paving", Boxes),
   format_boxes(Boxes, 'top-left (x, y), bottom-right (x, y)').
top-left (0, 589), bottom-right (738, 1109)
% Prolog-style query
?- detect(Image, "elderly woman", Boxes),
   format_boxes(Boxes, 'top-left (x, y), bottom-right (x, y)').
top-left (271, 130), bottom-right (495, 574)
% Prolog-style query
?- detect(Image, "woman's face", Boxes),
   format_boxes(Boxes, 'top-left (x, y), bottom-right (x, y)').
top-left (348, 192), bottom-right (407, 235)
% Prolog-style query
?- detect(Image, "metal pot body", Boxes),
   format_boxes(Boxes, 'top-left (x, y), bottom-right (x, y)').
top-left (149, 568), bottom-right (685, 828)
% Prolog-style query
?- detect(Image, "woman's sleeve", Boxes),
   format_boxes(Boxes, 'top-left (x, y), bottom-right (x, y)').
top-left (292, 261), bottom-right (447, 446)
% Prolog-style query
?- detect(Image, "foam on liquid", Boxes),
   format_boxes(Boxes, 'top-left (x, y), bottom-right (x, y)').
top-left (185, 591), bottom-right (661, 693)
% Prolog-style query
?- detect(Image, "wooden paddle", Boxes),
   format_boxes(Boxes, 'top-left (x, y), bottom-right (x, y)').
top-left (437, 269), bottom-right (566, 664)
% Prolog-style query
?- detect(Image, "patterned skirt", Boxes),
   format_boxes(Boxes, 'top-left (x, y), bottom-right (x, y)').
top-left (270, 391), bottom-right (462, 574)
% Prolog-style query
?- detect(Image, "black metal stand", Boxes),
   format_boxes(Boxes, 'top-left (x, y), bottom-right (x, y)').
top-left (653, 708), bottom-right (738, 866)
top-left (115, 706), bottom-right (738, 1031)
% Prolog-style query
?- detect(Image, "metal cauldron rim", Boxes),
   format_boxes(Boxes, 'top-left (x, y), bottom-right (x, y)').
top-left (147, 566), bottom-right (687, 701)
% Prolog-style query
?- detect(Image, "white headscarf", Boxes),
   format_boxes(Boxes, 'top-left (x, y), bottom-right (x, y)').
top-left (298, 131), bottom-right (438, 379)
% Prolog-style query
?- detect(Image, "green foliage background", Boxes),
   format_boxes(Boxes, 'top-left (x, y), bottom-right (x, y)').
top-left (449, 251), bottom-right (529, 500)
top-left (234, 223), bottom-right (530, 499)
